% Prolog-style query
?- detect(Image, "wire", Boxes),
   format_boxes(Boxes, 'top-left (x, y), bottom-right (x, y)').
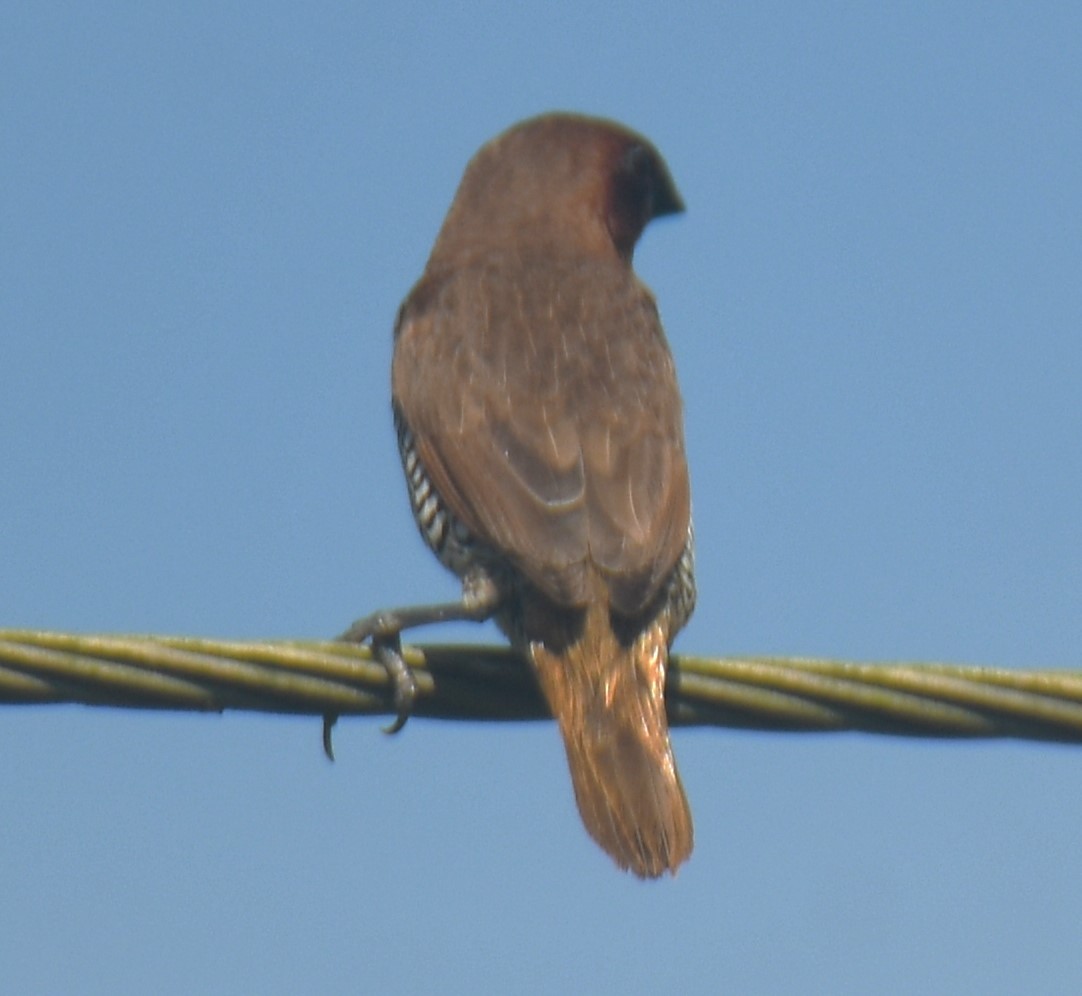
top-left (3, 628), bottom-right (1082, 742)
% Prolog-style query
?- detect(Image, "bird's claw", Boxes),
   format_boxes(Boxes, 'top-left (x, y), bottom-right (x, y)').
top-left (338, 610), bottom-right (400, 644)
top-left (322, 714), bottom-right (337, 761)
top-left (338, 619), bottom-right (418, 735)
top-left (374, 639), bottom-right (416, 735)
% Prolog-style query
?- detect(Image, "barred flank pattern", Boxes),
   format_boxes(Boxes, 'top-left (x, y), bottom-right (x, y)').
top-left (394, 407), bottom-right (476, 579)
top-left (666, 523), bottom-right (697, 639)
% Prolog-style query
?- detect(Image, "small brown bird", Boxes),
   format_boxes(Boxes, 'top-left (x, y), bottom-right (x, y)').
top-left (343, 112), bottom-right (696, 877)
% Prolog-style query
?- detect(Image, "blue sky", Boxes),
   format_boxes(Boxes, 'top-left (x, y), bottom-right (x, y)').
top-left (2, 3), bottom-right (1080, 993)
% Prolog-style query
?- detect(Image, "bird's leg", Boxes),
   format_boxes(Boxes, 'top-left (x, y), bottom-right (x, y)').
top-left (336, 571), bottom-right (502, 735)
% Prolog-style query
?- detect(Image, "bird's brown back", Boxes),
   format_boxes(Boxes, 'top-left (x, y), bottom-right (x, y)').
top-left (393, 255), bottom-right (690, 619)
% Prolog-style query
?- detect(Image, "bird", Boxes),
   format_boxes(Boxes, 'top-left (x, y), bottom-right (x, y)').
top-left (342, 112), bottom-right (696, 877)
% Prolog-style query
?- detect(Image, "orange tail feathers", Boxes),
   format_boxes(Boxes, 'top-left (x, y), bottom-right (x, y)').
top-left (529, 605), bottom-right (693, 878)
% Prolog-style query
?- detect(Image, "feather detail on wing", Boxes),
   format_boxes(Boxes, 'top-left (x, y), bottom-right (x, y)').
top-left (392, 260), bottom-right (690, 615)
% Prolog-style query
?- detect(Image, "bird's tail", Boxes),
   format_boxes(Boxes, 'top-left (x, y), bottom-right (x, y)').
top-left (529, 602), bottom-right (693, 878)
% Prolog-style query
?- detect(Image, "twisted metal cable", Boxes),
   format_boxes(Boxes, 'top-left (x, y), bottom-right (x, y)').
top-left (3, 628), bottom-right (1082, 742)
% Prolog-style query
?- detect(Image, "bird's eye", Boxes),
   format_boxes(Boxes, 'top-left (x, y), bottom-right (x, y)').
top-left (618, 145), bottom-right (655, 214)
top-left (606, 145), bottom-right (655, 256)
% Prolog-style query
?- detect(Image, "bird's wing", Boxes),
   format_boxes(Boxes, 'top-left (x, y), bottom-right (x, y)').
top-left (392, 263), bottom-right (689, 615)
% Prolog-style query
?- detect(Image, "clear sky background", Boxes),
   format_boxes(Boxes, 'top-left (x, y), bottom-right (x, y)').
top-left (3, 4), bottom-right (1080, 993)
